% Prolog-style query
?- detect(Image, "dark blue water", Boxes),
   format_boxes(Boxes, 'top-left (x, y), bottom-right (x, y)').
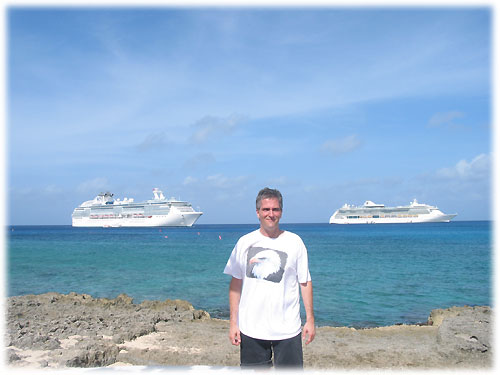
top-left (7, 221), bottom-right (491, 328)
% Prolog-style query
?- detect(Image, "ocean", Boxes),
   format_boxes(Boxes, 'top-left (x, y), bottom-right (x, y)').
top-left (6, 221), bottom-right (492, 328)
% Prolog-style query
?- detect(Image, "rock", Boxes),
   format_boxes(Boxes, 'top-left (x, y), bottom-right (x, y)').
top-left (194, 309), bottom-right (211, 320)
top-left (436, 306), bottom-right (491, 355)
top-left (6, 292), bottom-right (213, 368)
top-left (5, 293), bottom-right (493, 370)
top-left (154, 321), bottom-right (171, 332)
top-left (66, 343), bottom-right (119, 367)
top-left (112, 333), bottom-right (127, 344)
top-left (429, 305), bottom-right (468, 326)
top-left (7, 349), bottom-right (21, 362)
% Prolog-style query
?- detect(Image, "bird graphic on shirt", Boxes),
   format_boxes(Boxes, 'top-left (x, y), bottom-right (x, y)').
top-left (249, 250), bottom-right (282, 279)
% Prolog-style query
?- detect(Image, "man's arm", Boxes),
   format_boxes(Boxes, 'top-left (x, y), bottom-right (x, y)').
top-left (229, 277), bottom-right (243, 346)
top-left (300, 281), bottom-right (316, 345)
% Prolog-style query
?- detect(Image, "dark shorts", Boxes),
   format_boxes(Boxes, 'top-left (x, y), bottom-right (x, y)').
top-left (240, 332), bottom-right (303, 369)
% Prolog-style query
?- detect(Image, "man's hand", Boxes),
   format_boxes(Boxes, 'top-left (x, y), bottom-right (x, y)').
top-left (229, 324), bottom-right (241, 346)
top-left (302, 319), bottom-right (316, 345)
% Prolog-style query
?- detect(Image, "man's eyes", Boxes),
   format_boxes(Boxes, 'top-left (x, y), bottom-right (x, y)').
top-left (262, 208), bottom-right (281, 212)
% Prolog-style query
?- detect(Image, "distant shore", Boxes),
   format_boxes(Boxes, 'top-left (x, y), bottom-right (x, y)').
top-left (5, 292), bottom-right (492, 370)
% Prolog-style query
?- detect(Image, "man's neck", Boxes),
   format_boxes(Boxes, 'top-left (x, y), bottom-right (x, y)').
top-left (259, 227), bottom-right (283, 239)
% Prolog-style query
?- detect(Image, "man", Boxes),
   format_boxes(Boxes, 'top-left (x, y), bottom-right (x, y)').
top-left (223, 187), bottom-right (315, 368)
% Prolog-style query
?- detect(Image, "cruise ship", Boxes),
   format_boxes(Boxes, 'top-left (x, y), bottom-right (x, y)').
top-left (329, 199), bottom-right (456, 224)
top-left (72, 188), bottom-right (203, 227)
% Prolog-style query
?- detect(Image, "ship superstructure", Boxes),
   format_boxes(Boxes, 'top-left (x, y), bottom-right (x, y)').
top-left (329, 199), bottom-right (456, 224)
top-left (72, 188), bottom-right (202, 227)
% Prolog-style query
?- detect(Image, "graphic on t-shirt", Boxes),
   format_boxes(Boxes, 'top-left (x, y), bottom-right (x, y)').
top-left (246, 247), bottom-right (288, 283)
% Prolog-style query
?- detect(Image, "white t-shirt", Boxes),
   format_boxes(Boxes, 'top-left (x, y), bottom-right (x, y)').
top-left (223, 229), bottom-right (311, 340)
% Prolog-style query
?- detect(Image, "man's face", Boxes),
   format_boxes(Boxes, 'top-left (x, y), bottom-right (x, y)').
top-left (256, 197), bottom-right (282, 231)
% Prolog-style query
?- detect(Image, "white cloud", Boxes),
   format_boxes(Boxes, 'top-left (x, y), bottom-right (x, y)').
top-left (43, 184), bottom-right (63, 194)
top-left (183, 176), bottom-right (198, 185)
top-left (428, 111), bottom-right (465, 127)
top-left (76, 177), bottom-right (110, 193)
top-left (320, 135), bottom-right (361, 156)
top-left (183, 152), bottom-right (216, 169)
top-left (206, 173), bottom-right (249, 189)
top-left (9, 187), bottom-right (33, 196)
top-left (265, 176), bottom-right (298, 188)
top-left (136, 132), bottom-right (169, 152)
top-left (436, 153), bottom-right (490, 180)
top-left (189, 114), bottom-right (248, 144)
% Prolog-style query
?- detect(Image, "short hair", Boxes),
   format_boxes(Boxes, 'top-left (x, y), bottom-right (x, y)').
top-left (256, 187), bottom-right (283, 210)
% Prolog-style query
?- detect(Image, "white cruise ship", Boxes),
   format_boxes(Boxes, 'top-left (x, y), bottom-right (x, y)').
top-left (72, 188), bottom-right (203, 227)
top-left (329, 199), bottom-right (456, 224)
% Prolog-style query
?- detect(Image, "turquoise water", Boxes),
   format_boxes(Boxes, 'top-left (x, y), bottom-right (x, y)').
top-left (7, 222), bottom-right (492, 328)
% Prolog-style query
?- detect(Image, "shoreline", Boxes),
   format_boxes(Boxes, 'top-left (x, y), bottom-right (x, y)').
top-left (5, 292), bottom-right (492, 370)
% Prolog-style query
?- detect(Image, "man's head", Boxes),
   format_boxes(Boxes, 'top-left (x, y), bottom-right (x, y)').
top-left (256, 188), bottom-right (283, 236)
top-left (256, 187), bottom-right (283, 211)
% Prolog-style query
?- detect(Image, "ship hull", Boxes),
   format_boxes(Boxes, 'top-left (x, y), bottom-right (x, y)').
top-left (330, 213), bottom-right (456, 224)
top-left (329, 199), bottom-right (456, 224)
top-left (72, 188), bottom-right (203, 228)
top-left (72, 212), bottom-right (202, 227)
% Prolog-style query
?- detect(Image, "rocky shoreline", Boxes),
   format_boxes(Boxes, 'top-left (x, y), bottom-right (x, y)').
top-left (5, 292), bottom-right (493, 370)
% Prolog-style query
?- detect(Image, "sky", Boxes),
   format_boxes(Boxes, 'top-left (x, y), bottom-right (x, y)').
top-left (5, 3), bottom-right (493, 225)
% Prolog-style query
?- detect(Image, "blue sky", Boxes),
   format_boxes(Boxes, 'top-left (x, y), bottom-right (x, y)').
top-left (6, 5), bottom-right (492, 224)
